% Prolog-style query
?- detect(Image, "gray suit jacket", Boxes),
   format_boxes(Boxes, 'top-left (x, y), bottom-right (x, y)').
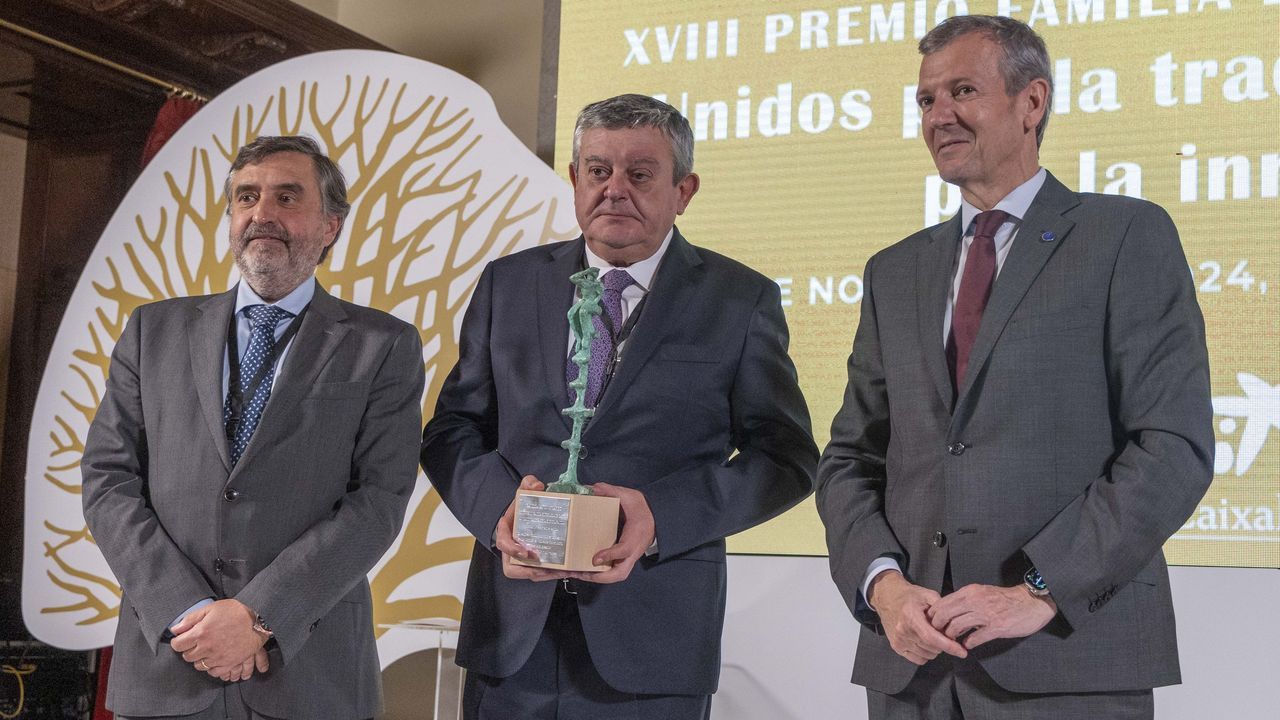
top-left (421, 230), bottom-right (818, 695)
top-left (817, 172), bottom-right (1213, 695)
top-left (82, 282), bottom-right (424, 718)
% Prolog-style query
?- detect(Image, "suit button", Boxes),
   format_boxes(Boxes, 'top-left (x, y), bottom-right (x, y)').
top-left (224, 488), bottom-right (240, 502)
top-left (947, 442), bottom-right (966, 456)
top-left (214, 558), bottom-right (225, 573)
top-left (933, 531), bottom-right (947, 548)
top-left (579, 447), bottom-right (588, 459)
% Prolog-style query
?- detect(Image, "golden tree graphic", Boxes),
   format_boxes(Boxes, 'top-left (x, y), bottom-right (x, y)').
top-left (36, 76), bottom-right (577, 630)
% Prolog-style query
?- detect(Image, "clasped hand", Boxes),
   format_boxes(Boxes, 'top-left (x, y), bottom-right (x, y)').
top-left (496, 475), bottom-right (656, 584)
top-left (169, 598), bottom-right (270, 682)
top-left (868, 571), bottom-right (1056, 666)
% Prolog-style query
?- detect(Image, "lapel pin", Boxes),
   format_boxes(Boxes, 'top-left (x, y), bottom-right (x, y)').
top-left (1040, 230), bottom-right (1055, 242)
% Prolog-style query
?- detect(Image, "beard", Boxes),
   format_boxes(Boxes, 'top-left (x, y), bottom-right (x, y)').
top-left (232, 222), bottom-right (314, 300)
top-left (235, 221), bottom-right (290, 266)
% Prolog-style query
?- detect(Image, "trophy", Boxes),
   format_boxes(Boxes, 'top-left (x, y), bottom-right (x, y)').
top-left (512, 267), bottom-right (620, 571)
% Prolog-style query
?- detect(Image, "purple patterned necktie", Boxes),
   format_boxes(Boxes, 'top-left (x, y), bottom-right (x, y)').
top-left (947, 209), bottom-right (1009, 391)
top-left (567, 269), bottom-right (636, 407)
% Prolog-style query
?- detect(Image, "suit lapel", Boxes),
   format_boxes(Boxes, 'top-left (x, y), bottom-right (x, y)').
top-left (956, 172), bottom-right (1079, 402)
top-left (587, 229), bottom-right (703, 426)
top-left (231, 282), bottom-right (350, 474)
top-left (918, 216), bottom-right (963, 412)
top-left (189, 290), bottom-right (237, 472)
top-left (537, 240), bottom-right (583, 433)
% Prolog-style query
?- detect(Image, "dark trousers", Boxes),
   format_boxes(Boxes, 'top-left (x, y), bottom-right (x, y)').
top-left (115, 686), bottom-right (280, 720)
top-left (867, 654), bottom-right (1154, 720)
top-left (463, 583), bottom-right (712, 720)
top-left (115, 686), bottom-right (369, 720)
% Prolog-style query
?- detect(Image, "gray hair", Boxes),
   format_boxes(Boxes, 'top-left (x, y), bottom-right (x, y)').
top-left (919, 15), bottom-right (1053, 147)
top-left (572, 94), bottom-right (694, 182)
top-left (224, 135), bottom-right (351, 261)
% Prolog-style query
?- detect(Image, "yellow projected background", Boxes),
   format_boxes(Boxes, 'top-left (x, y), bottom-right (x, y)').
top-left (556, 0), bottom-right (1279, 567)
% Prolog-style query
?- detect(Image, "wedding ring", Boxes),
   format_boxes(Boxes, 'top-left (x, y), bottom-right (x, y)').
top-left (198, 659), bottom-right (209, 671)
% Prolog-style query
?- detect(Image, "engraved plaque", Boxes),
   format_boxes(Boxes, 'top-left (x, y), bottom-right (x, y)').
top-left (513, 494), bottom-right (571, 565)
top-left (512, 490), bottom-right (619, 571)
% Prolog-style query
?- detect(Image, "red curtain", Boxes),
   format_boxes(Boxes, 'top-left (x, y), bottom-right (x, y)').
top-left (140, 95), bottom-right (203, 168)
top-left (93, 646), bottom-right (112, 720)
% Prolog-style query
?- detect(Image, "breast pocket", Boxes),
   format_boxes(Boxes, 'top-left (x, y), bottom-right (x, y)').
top-left (304, 381), bottom-right (368, 400)
top-left (648, 344), bottom-right (725, 400)
top-left (659, 344), bottom-right (722, 364)
top-left (298, 382), bottom-right (368, 446)
top-left (1002, 306), bottom-right (1095, 342)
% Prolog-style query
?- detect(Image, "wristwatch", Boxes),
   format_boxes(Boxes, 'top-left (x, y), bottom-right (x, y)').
top-left (1023, 566), bottom-right (1051, 597)
top-left (252, 614), bottom-right (274, 639)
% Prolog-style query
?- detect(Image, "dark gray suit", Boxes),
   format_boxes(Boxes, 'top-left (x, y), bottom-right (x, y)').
top-left (817, 172), bottom-right (1212, 699)
top-left (82, 282), bottom-right (424, 718)
top-left (421, 230), bottom-right (817, 697)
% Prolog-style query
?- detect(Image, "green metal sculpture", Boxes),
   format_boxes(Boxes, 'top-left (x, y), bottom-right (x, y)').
top-left (548, 267), bottom-right (602, 495)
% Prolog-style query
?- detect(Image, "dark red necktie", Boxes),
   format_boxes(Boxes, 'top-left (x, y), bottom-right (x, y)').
top-left (948, 209), bottom-right (1009, 391)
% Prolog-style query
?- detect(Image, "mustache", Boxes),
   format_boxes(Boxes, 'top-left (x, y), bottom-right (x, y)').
top-left (594, 204), bottom-right (640, 219)
top-left (237, 222), bottom-right (291, 245)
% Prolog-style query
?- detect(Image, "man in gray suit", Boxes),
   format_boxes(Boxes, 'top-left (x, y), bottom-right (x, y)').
top-left (817, 16), bottom-right (1212, 719)
top-left (82, 135), bottom-right (424, 719)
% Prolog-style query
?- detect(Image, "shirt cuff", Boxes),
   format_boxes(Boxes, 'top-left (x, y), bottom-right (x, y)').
top-left (861, 557), bottom-right (903, 609)
top-left (169, 597), bottom-right (215, 632)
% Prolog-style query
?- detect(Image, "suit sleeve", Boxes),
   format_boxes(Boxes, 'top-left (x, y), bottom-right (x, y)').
top-left (82, 306), bottom-right (217, 650)
top-left (641, 279), bottom-right (818, 559)
top-left (235, 321), bottom-right (424, 663)
top-left (420, 264), bottom-right (523, 548)
top-left (1022, 202), bottom-right (1213, 629)
top-left (814, 255), bottom-right (909, 626)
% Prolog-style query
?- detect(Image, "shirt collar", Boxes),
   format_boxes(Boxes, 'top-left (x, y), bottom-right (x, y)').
top-left (582, 228), bottom-right (673, 292)
top-left (959, 167), bottom-right (1047, 234)
top-left (235, 277), bottom-right (316, 317)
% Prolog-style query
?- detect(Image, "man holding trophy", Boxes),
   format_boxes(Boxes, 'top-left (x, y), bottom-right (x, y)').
top-left (421, 94), bottom-right (818, 719)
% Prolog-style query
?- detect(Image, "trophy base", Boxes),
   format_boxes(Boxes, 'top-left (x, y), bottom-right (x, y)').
top-left (511, 490), bottom-right (620, 572)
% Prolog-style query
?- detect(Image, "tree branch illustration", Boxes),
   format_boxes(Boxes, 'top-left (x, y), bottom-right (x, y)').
top-left (37, 76), bottom-right (578, 634)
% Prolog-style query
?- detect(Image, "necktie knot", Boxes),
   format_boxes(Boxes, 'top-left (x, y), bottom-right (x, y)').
top-left (973, 210), bottom-right (1010, 242)
top-left (602, 269), bottom-right (636, 293)
top-left (246, 304), bottom-right (290, 329)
